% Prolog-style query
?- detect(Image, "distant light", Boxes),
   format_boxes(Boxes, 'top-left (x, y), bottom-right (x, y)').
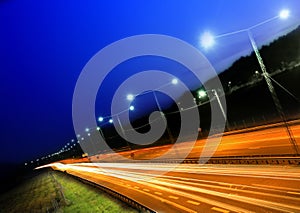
top-left (127, 94), bottom-right (134, 101)
top-left (71, 139), bottom-right (74, 142)
top-left (81, 137), bottom-right (84, 140)
top-left (77, 134), bottom-right (81, 138)
top-left (200, 31), bottom-right (215, 49)
top-left (96, 127), bottom-right (100, 130)
top-left (67, 143), bottom-right (70, 145)
top-left (198, 90), bottom-right (207, 98)
top-left (279, 9), bottom-right (290, 19)
top-left (98, 116), bottom-right (104, 122)
top-left (87, 133), bottom-right (91, 136)
top-left (109, 119), bottom-right (113, 123)
top-left (129, 105), bottom-right (135, 111)
top-left (171, 78), bottom-right (178, 85)
top-left (85, 128), bottom-right (89, 132)
top-left (24, 163), bottom-right (27, 166)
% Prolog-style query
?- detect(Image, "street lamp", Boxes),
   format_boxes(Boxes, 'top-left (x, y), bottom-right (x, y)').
top-left (98, 116), bottom-right (104, 122)
top-left (279, 9), bottom-right (290, 19)
top-left (171, 78), bottom-right (178, 85)
top-left (198, 90), bottom-right (207, 98)
top-left (200, 31), bottom-right (215, 49)
top-left (129, 105), bottom-right (135, 111)
top-left (127, 94), bottom-right (134, 101)
top-left (200, 9), bottom-right (291, 47)
top-left (109, 118), bottom-right (113, 123)
top-left (198, 89), bottom-right (226, 120)
top-left (151, 79), bottom-right (180, 145)
top-left (200, 9), bottom-right (298, 155)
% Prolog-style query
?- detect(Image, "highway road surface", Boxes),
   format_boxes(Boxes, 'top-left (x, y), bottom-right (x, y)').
top-left (41, 162), bottom-right (300, 213)
top-left (73, 121), bottom-right (300, 163)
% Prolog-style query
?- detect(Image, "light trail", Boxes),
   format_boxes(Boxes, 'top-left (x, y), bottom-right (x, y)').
top-left (40, 162), bottom-right (300, 212)
top-left (82, 122), bottom-right (300, 162)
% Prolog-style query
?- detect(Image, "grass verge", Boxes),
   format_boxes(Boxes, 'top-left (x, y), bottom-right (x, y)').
top-left (54, 171), bottom-right (137, 213)
top-left (0, 169), bottom-right (137, 213)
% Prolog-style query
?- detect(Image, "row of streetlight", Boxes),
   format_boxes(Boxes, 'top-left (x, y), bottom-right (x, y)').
top-left (24, 73), bottom-right (239, 166)
top-left (26, 9), bottom-right (298, 166)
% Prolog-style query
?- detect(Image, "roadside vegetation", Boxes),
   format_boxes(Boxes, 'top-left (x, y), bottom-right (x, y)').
top-left (0, 169), bottom-right (137, 213)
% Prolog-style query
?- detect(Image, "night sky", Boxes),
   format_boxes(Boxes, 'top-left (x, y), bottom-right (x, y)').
top-left (1, 0), bottom-right (300, 165)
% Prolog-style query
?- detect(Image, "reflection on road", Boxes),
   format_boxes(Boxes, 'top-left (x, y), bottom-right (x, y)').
top-left (39, 163), bottom-right (300, 212)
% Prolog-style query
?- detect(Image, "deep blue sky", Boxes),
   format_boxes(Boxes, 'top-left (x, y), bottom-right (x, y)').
top-left (1, 0), bottom-right (300, 164)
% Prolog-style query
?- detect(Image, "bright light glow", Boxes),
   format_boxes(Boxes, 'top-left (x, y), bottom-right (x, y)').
top-left (198, 90), bottom-right (207, 98)
top-left (96, 127), bottom-right (100, 130)
top-left (87, 133), bottom-right (91, 136)
top-left (127, 94), bottom-right (134, 101)
top-left (129, 105), bottom-right (135, 111)
top-left (279, 9), bottom-right (290, 19)
top-left (200, 31), bottom-right (215, 49)
top-left (109, 119), bottom-right (113, 123)
top-left (98, 116), bottom-right (104, 122)
top-left (85, 128), bottom-right (89, 132)
top-left (171, 78), bottom-right (178, 85)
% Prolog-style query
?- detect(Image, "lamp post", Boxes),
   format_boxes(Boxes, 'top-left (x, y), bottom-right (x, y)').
top-left (115, 96), bottom-right (138, 151)
top-left (200, 9), bottom-right (299, 155)
top-left (247, 30), bottom-right (299, 155)
top-left (152, 78), bottom-right (178, 145)
top-left (97, 117), bottom-right (106, 140)
top-left (125, 78), bottom-right (178, 145)
top-left (115, 114), bottom-right (130, 149)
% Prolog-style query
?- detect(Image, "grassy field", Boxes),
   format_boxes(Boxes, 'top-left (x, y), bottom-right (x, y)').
top-left (0, 169), bottom-right (137, 213)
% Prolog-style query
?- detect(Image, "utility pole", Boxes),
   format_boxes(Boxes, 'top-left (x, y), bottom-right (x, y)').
top-left (248, 30), bottom-right (299, 155)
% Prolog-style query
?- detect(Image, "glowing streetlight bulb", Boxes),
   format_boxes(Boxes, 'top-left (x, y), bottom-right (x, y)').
top-left (171, 78), bottom-right (178, 85)
top-left (109, 119), bottom-right (113, 123)
top-left (198, 90), bottom-right (207, 98)
top-left (129, 105), bottom-right (135, 111)
top-left (98, 116), bottom-right (104, 122)
top-left (85, 128), bottom-right (89, 132)
top-left (200, 31), bottom-right (215, 49)
top-left (279, 9), bottom-right (290, 19)
top-left (127, 94), bottom-right (134, 101)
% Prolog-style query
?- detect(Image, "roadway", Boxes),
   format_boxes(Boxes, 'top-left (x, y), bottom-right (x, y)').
top-left (44, 162), bottom-right (300, 213)
top-left (82, 121), bottom-right (300, 162)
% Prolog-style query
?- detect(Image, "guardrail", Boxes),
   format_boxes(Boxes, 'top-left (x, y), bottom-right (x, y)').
top-left (57, 170), bottom-right (156, 213)
top-left (103, 156), bottom-right (300, 165)
top-left (153, 156), bottom-right (300, 165)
